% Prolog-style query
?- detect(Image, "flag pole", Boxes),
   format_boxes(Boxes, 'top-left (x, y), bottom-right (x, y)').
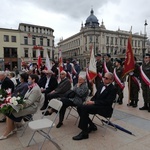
top-left (127, 75), bottom-right (131, 106)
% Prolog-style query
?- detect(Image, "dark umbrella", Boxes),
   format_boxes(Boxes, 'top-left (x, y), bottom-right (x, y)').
top-left (102, 119), bottom-right (135, 136)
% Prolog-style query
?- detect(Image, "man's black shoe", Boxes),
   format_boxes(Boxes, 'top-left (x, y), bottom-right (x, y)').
top-left (0, 118), bottom-right (6, 123)
top-left (88, 125), bottom-right (97, 133)
top-left (56, 122), bottom-right (63, 128)
top-left (139, 106), bottom-right (148, 110)
top-left (72, 132), bottom-right (89, 140)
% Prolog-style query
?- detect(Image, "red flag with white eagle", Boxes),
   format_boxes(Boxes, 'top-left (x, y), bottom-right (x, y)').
top-left (88, 46), bottom-right (97, 81)
top-left (37, 49), bottom-right (42, 69)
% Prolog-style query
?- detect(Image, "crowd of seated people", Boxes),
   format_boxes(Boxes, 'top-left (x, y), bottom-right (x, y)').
top-left (0, 74), bottom-right (42, 140)
top-left (0, 62), bottom-right (118, 142)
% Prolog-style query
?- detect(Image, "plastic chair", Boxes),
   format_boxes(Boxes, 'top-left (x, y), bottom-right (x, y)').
top-left (27, 99), bottom-right (63, 150)
top-left (91, 94), bottom-right (119, 136)
top-left (20, 94), bottom-right (44, 137)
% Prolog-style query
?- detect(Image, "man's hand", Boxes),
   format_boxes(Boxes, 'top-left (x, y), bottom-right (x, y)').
top-left (84, 100), bottom-right (94, 105)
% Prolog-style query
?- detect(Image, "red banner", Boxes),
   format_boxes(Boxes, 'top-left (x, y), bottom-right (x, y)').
top-left (122, 35), bottom-right (135, 77)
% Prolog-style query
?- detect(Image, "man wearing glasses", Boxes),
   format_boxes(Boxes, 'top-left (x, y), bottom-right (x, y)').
top-left (139, 53), bottom-right (150, 112)
top-left (72, 72), bottom-right (116, 140)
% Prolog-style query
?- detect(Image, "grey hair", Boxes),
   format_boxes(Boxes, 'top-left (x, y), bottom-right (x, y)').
top-left (0, 71), bottom-right (6, 76)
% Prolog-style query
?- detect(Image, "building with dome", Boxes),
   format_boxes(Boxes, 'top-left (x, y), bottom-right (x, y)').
top-left (57, 9), bottom-right (147, 69)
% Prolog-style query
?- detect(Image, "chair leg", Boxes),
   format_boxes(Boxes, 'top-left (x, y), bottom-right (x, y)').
top-left (27, 131), bottom-right (36, 147)
top-left (65, 107), bottom-right (72, 120)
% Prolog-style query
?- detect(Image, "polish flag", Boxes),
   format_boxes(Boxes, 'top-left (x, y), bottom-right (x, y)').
top-left (37, 50), bottom-right (42, 69)
top-left (88, 46), bottom-right (97, 81)
top-left (45, 52), bottom-right (52, 71)
top-left (58, 49), bottom-right (64, 72)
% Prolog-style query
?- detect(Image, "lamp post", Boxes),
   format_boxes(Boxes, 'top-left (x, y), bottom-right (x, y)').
top-left (143, 20), bottom-right (148, 58)
top-left (91, 25), bottom-right (96, 55)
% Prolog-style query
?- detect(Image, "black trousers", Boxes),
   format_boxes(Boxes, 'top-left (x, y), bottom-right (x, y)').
top-left (77, 105), bottom-right (100, 132)
top-left (43, 92), bottom-right (60, 108)
top-left (59, 98), bottom-right (76, 123)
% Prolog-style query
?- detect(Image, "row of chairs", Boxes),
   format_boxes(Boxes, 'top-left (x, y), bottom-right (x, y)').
top-left (21, 94), bottom-right (118, 150)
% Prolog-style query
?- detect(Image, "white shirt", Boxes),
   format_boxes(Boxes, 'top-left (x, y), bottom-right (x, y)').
top-left (45, 77), bottom-right (51, 89)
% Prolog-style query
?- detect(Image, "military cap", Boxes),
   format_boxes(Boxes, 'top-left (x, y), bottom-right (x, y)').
top-left (96, 53), bottom-right (101, 57)
top-left (115, 58), bottom-right (122, 64)
top-left (106, 53), bottom-right (111, 58)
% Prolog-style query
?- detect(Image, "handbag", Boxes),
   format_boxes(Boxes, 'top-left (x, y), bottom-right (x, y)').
top-left (64, 90), bottom-right (76, 98)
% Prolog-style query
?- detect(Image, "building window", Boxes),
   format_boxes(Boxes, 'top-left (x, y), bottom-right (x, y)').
top-left (89, 36), bottom-right (92, 42)
top-left (24, 49), bottom-right (28, 57)
top-left (32, 37), bottom-right (36, 45)
top-left (4, 48), bottom-right (17, 57)
top-left (4, 35), bottom-right (9, 42)
top-left (40, 51), bottom-right (43, 58)
top-left (40, 38), bottom-right (43, 46)
top-left (135, 40), bottom-right (137, 47)
top-left (106, 36), bottom-right (109, 44)
top-left (11, 36), bottom-right (16, 42)
top-left (24, 36), bottom-right (28, 45)
top-left (115, 37), bottom-right (118, 45)
top-left (33, 50), bottom-right (36, 58)
top-left (120, 38), bottom-right (122, 46)
top-left (111, 37), bottom-right (113, 45)
top-left (124, 38), bottom-right (126, 46)
top-left (138, 41), bottom-right (140, 47)
top-left (47, 39), bottom-right (50, 46)
top-left (96, 36), bottom-right (98, 43)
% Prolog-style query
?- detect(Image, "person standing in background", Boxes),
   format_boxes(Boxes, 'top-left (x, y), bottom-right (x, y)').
top-left (95, 53), bottom-right (103, 90)
top-left (139, 54), bottom-right (150, 112)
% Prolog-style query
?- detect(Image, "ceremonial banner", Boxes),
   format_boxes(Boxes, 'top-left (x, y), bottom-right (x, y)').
top-left (45, 52), bottom-right (51, 71)
top-left (37, 50), bottom-right (42, 69)
top-left (122, 35), bottom-right (135, 77)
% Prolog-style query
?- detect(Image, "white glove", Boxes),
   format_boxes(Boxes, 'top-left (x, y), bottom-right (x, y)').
top-left (129, 72), bottom-right (134, 75)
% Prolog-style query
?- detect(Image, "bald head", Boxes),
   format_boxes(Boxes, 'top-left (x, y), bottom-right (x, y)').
top-left (0, 71), bottom-right (7, 81)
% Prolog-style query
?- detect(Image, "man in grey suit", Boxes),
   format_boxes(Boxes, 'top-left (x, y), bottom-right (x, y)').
top-left (41, 71), bottom-right (71, 111)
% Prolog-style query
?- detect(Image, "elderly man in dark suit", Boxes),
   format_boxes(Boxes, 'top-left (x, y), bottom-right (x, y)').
top-left (39, 70), bottom-right (58, 110)
top-left (72, 72), bottom-right (116, 140)
top-left (41, 70), bottom-right (71, 111)
top-left (0, 71), bottom-right (15, 122)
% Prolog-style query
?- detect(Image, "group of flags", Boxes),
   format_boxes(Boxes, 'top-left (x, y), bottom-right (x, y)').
top-left (89, 34), bottom-right (135, 81)
top-left (21, 34), bottom-right (135, 83)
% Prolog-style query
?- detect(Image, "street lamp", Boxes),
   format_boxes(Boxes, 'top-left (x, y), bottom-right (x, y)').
top-left (143, 20), bottom-right (148, 58)
top-left (91, 25), bottom-right (96, 55)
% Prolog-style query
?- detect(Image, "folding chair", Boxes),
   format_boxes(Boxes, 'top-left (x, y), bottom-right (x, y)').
top-left (27, 99), bottom-right (63, 150)
top-left (91, 94), bottom-right (119, 136)
top-left (65, 106), bottom-right (79, 125)
top-left (20, 94), bottom-right (44, 137)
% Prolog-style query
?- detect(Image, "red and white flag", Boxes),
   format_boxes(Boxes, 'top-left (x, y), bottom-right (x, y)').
top-left (88, 46), bottom-right (97, 81)
top-left (45, 52), bottom-right (52, 71)
top-left (58, 49), bottom-right (64, 72)
top-left (37, 50), bottom-right (42, 69)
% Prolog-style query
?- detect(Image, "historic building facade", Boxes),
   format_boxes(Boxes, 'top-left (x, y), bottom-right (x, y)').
top-left (57, 9), bottom-right (147, 69)
top-left (0, 23), bottom-right (54, 70)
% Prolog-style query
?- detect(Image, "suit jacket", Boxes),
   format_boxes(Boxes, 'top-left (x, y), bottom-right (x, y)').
top-left (70, 82), bottom-right (89, 106)
top-left (38, 75), bottom-right (58, 93)
top-left (1, 77), bottom-right (15, 93)
top-left (13, 84), bottom-right (42, 117)
top-left (91, 82), bottom-right (116, 117)
top-left (12, 82), bottom-right (28, 97)
top-left (55, 78), bottom-right (71, 95)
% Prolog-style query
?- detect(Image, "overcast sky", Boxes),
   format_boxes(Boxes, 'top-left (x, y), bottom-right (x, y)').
top-left (0, 0), bottom-right (150, 45)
